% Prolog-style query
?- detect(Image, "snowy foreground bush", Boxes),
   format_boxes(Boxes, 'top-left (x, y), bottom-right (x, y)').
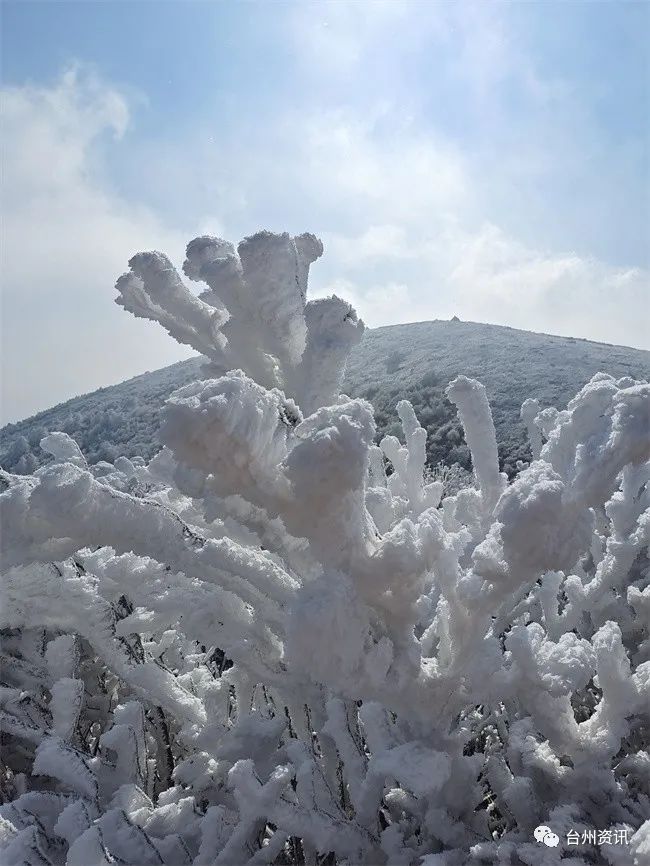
top-left (1, 232), bottom-right (649, 866)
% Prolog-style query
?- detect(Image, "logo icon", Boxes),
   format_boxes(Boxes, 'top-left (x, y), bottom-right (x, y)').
top-left (534, 826), bottom-right (560, 847)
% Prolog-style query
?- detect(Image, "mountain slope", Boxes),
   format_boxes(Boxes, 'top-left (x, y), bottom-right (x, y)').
top-left (2, 319), bottom-right (649, 476)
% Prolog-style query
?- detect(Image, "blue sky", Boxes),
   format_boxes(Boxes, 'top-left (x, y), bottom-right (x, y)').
top-left (1, 0), bottom-right (649, 423)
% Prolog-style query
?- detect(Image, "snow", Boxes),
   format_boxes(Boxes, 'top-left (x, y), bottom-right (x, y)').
top-left (1, 230), bottom-right (649, 865)
top-left (3, 322), bottom-right (648, 481)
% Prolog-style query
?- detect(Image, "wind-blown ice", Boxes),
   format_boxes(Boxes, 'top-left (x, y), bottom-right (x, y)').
top-left (1, 230), bottom-right (649, 865)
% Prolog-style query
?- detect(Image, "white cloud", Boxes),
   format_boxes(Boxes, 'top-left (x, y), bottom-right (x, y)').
top-left (285, 116), bottom-right (649, 348)
top-left (442, 225), bottom-right (649, 345)
top-left (326, 277), bottom-right (411, 329)
top-left (2, 43), bottom-right (647, 424)
top-left (301, 113), bottom-right (470, 222)
top-left (320, 217), bottom-right (649, 346)
top-left (288, 0), bottom-right (418, 76)
top-left (1, 66), bottom-right (196, 424)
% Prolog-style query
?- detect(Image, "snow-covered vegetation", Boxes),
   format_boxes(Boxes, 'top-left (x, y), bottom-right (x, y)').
top-left (3, 314), bottom-right (648, 481)
top-left (1, 231), bottom-right (649, 865)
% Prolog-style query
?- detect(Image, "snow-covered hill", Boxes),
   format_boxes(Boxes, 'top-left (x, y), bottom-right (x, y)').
top-left (2, 319), bottom-right (649, 476)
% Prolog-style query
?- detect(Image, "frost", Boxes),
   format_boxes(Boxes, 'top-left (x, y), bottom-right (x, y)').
top-left (1, 230), bottom-right (649, 864)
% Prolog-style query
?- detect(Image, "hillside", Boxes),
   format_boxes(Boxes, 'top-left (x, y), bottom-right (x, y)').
top-left (2, 319), bottom-right (649, 476)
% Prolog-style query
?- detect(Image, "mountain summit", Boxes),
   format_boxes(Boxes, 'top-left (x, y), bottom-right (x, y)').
top-left (2, 319), bottom-right (648, 477)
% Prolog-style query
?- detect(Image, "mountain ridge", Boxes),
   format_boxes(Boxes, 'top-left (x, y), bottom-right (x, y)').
top-left (3, 319), bottom-right (649, 476)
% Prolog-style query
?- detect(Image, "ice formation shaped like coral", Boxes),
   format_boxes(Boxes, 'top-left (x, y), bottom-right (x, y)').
top-left (1, 231), bottom-right (649, 866)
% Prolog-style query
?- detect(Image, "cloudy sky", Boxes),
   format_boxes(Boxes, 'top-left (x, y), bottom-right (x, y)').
top-left (2, 0), bottom-right (649, 424)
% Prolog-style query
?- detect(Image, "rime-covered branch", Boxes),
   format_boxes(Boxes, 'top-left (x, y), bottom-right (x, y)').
top-left (2, 232), bottom-right (649, 866)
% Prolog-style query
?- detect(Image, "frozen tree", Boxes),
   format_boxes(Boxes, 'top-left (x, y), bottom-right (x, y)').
top-left (1, 231), bottom-right (649, 866)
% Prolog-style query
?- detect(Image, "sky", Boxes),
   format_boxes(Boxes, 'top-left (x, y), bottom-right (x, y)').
top-left (1, 0), bottom-right (649, 424)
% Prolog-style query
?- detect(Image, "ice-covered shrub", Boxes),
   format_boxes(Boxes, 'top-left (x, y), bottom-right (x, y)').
top-left (425, 461), bottom-right (474, 498)
top-left (1, 231), bottom-right (649, 866)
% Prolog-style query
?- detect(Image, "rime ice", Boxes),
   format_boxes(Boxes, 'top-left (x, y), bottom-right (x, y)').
top-left (1, 231), bottom-right (649, 865)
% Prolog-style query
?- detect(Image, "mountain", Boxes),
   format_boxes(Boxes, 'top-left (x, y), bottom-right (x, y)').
top-left (2, 319), bottom-right (649, 477)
